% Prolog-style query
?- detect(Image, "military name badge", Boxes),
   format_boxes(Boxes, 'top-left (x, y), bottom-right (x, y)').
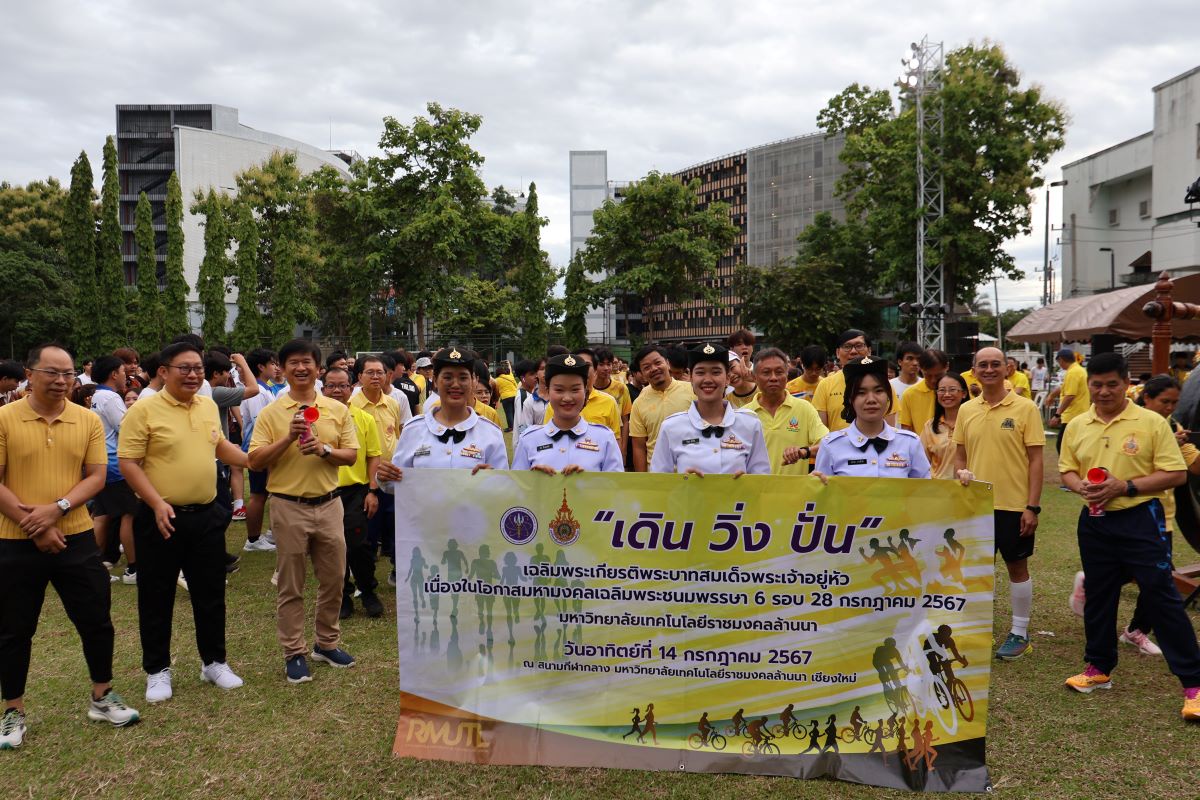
top-left (536, 443), bottom-right (553, 452)
top-left (720, 435), bottom-right (744, 450)
top-left (460, 444), bottom-right (483, 460)
top-left (413, 445), bottom-right (431, 458)
top-left (848, 458), bottom-right (868, 466)
top-left (576, 438), bottom-right (600, 452)
top-left (682, 437), bottom-right (700, 446)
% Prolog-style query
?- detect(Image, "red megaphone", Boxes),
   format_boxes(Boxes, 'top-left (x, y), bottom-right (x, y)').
top-left (1086, 467), bottom-right (1108, 517)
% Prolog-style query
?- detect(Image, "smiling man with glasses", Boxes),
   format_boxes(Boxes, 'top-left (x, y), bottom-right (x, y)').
top-left (0, 343), bottom-right (139, 751)
top-left (811, 330), bottom-right (872, 433)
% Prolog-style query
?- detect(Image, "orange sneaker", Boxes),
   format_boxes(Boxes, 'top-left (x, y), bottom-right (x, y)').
top-left (1065, 665), bottom-right (1112, 693)
top-left (1183, 687), bottom-right (1200, 721)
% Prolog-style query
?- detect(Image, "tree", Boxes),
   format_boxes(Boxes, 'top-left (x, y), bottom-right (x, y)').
top-left (163, 172), bottom-right (190, 337)
top-left (97, 136), bottom-right (127, 353)
top-left (818, 42), bottom-right (1067, 307)
top-left (0, 178), bottom-right (67, 254)
top-left (432, 276), bottom-right (521, 339)
top-left (737, 256), bottom-right (857, 356)
top-left (563, 252), bottom-right (590, 349)
top-left (131, 192), bottom-right (164, 353)
top-left (65, 151), bottom-right (99, 356)
top-left (510, 182), bottom-right (559, 357)
top-left (583, 171), bottom-right (737, 340)
top-left (360, 103), bottom-right (489, 348)
top-left (193, 189), bottom-right (232, 345)
top-left (309, 166), bottom-right (376, 350)
top-left (230, 201), bottom-right (262, 352)
top-left (0, 250), bottom-right (74, 360)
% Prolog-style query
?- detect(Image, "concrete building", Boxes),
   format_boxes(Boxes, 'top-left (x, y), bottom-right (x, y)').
top-left (1061, 66), bottom-right (1200, 297)
top-left (116, 104), bottom-right (353, 330)
top-left (569, 131), bottom-right (847, 344)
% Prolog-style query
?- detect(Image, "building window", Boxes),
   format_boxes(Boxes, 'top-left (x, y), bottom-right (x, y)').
top-left (1108, 208), bottom-right (1119, 227)
top-left (813, 147), bottom-right (823, 168)
top-left (1139, 199), bottom-right (1151, 219)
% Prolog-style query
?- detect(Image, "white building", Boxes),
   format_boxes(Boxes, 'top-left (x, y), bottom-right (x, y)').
top-left (1062, 66), bottom-right (1200, 297)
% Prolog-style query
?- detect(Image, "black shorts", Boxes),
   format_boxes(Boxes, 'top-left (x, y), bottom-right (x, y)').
top-left (248, 468), bottom-right (268, 495)
top-left (92, 479), bottom-right (140, 519)
top-left (995, 509), bottom-right (1034, 563)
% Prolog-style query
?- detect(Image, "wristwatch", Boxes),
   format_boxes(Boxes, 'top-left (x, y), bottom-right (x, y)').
top-left (319, 443), bottom-right (332, 459)
top-left (1025, 505), bottom-right (1041, 515)
top-left (799, 446), bottom-right (811, 461)
top-left (1126, 480), bottom-right (1138, 497)
top-left (55, 498), bottom-right (71, 514)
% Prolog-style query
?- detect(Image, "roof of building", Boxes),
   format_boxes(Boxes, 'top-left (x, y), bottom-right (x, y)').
top-left (1061, 130), bottom-right (1152, 171)
top-left (1153, 65), bottom-right (1200, 92)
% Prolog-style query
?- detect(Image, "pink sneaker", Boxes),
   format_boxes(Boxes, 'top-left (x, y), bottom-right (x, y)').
top-left (1069, 571), bottom-right (1085, 617)
top-left (1119, 627), bottom-right (1163, 656)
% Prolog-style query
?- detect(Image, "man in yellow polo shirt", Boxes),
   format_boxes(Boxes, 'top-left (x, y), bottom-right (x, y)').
top-left (1057, 352), bottom-right (1200, 719)
top-left (953, 347), bottom-right (1043, 662)
top-left (629, 345), bottom-right (694, 471)
top-left (1048, 348), bottom-right (1089, 452)
top-left (324, 368), bottom-right (384, 620)
top-left (249, 339), bottom-right (358, 685)
top-left (351, 354), bottom-right (404, 599)
top-left (119, 341), bottom-right (251, 702)
top-left (593, 348), bottom-right (632, 452)
top-left (898, 349), bottom-right (949, 434)
top-left (495, 361), bottom-right (518, 433)
top-left (784, 345), bottom-right (825, 402)
top-left (812, 329), bottom-right (871, 432)
top-left (541, 348), bottom-right (622, 439)
top-left (745, 348), bottom-right (828, 475)
top-left (0, 344), bottom-right (138, 749)
top-left (1007, 357), bottom-right (1032, 399)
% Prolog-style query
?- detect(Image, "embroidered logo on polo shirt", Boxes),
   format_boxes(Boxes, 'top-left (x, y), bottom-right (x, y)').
top-left (1001, 417), bottom-right (1015, 430)
top-left (1123, 435), bottom-right (1140, 455)
top-left (788, 417), bottom-right (800, 432)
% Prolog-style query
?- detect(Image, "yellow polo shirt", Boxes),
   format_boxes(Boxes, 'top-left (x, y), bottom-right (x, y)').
top-left (543, 389), bottom-right (622, 437)
top-left (743, 392), bottom-right (829, 476)
top-left (1010, 370), bottom-right (1032, 398)
top-left (338, 405), bottom-right (381, 488)
top-left (728, 387), bottom-right (759, 408)
top-left (0, 398), bottom-right (106, 539)
top-left (595, 379), bottom-right (632, 417)
top-left (785, 374), bottom-right (822, 401)
top-left (811, 370), bottom-right (848, 431)
top-left (1059, 401), bottom-right (1184, 512)
top-left (249, 393), bottom-right (358, 498)
top-left (953, 391), bottom-right (1045, 512)
top-left (117, 389), bottom-right (223, 506)
top-left (897, 380), bottom-right (937, 433)
top-left (496, 373), bottom-right (518, 401)
top-left (1165, 420), bottom-right (1200, 525)
top-left (351, 390), bottom-right (403, 458)
top-left (1059, 362), bottom-right (1090, 423)
top-left (630, 380), bottom-right (695, 463)
top-left (476, 400), bottom-right (502, 426)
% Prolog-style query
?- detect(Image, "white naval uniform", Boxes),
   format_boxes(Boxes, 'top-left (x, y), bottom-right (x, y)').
top-left (382, 407), bottom-right (508, 492)
top-left (813, 421), bottom-right (931, 478)
top-left (649, 402), bottom-right (771, 475)
top-left (511, 418), bottom-right (624, 472)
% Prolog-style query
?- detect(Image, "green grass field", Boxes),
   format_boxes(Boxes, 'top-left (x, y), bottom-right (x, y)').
top-left (7, 476), bottom-right (1200, 799)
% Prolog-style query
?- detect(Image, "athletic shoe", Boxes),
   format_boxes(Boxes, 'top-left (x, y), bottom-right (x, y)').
top-left (87, 690), bottom-right (140, 726)
top-left (285, 655), bottom-right (311, 684)
top-left (0, 709), bottom-right (25, 750)
top-left (340, 593), bottom-right (354, 620)
top-left (996, 633), bottom-right (1032, 661)
top-left (1065, 665), bottom-right (1113, 693)
top-left (102, 560), bottom-right (116, 570)
top-left (231, 507), bottom-right (246, 521)
top-left (1069, 571), bottom-right (1086, 617)
top-left (223, 552), bottom-right (240, 574)
top-left (177, 573), bottom-right (189, 592)
top-left (270, 570), bottom-right (279, 587)
top-left (1120, 627), bottom-right (1163, 656)
top-left (361, 592), bottom-right (384, 618)
top-left (243, 536), bottom-right (276, 553)
top-left (200, 662), bottom-right (244, 690)
top-left (121, 568), bottom-right (137, 585)
top-left (1183, 687), bottom-right (1200, 721)
top-left (145, 669), bottom-right (173, 703)
top-left (311, 646), bottom-right (356, 668)
top-left (263, 529), bottom-right (275, 546)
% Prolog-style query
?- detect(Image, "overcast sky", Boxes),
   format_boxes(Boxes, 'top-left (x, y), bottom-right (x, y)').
top-left (3, 0), bottom-right (1198, 311)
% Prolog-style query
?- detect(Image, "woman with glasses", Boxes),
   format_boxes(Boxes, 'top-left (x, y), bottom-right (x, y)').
top-left (920, 373), bottom-right (970, 479)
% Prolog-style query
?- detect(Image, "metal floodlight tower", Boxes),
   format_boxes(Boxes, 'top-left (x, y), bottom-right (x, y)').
top-left (900, 36), bottom-right (945, 350)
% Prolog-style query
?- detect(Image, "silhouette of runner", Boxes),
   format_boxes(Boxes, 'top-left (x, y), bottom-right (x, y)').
top-left (552, 550), bottom-right (570, 615)
top-left (860, 538), bottom-right (918, 592)
top-left (921, 721), bottom-right (940, 770)
top-left (442, 539), bottom-right (469, 618)
top-left (468, 545), bottom-right (499, 635)
top-left (621, 708), bottom-right (642, 740)
top-left (639, 703), bottom-right (658, 744)
top-left (904, 718), bottom-right (925, 770)
top-left (801, 718), bottom-right (821, 754)
top-left (404, 547), bottom-right (426, 618)
top-left (501, 552), bottom-right (525, 644)
top-left (867, 718), bottom-right (889, 764)
top-left (890, 530), bottom-right (923, 584)
top-left (821, 713), bottom-right (839, 753)
top-left (530, 543), bottom-right (550, 621)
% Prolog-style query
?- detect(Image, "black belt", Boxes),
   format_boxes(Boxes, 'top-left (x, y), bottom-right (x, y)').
top-left (172, 501), bottom-right (215, 513)
top-left (271, 491), bottom-right (337, 506)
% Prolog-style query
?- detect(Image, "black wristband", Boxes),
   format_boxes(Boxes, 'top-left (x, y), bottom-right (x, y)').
top-left (1126, 480), bottom-right (1138, 497)
top-left (1025, 505), bottom-right (1041, 514)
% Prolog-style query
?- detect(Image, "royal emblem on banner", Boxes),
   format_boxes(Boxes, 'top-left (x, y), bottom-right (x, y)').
top-left (548, 489), bottom-right (581, 546)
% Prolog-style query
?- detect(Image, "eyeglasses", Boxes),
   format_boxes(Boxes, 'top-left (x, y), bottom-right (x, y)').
top-left (936, 388), bottom-right (964, 395)
top-left (30, 368), bottom-right (77, 380)
top-left (167, 364), bottom-right (204, 375)
top-left (361, 370), bottom-right (387, 378)
top-left (841, 342), bottom-right (869, 352)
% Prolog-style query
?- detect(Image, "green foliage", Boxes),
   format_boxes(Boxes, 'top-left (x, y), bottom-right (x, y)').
top-left (510, 183), bottom-right (560, 357)
top-left (583, 172), bottom-right (736, 339)
top-left (65, 151), bottom-right (99, 356)
top-left (163, 172), bottom-right (189, 337)
top-left (193, 189), bottom-right (232, 345)
top-left (818, 42), bottom-right (1067, 307)
top-left (432, 276), bottom-right (521, 339)
top-left (309, 166), bottom-right (375, 351)
top-left (97, 137), bottom-right (127, 353)
top-left (737, 256), bottom-right (856, 356)
top-left (0, 178), bottom-right (67, 254)
top-left (0, 249), bottom-right (74, 360)
top-left (563, 252), bottom-right (590, 349)
top-left (230, 201), bottom-right (261, 352)
top-left (131, 192), bottom-right (165, 354)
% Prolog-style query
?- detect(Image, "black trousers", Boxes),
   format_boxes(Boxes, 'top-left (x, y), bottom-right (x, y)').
top-left (370, 490), bottom-right (396, 566)
top-left (0, 532), bottom-right (114, 700)
top-left (501, 397), bottom-right (515, 431)
top-left (134, 502), bottom-right (230, 674)
top-left (340, 484), bottom-right (378, 595)
top-left (1078, 501), bottom-right (1200, 684)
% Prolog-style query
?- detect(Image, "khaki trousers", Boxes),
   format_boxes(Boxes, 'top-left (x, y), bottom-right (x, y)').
top-left (271, 496), bottom-right (346, 657)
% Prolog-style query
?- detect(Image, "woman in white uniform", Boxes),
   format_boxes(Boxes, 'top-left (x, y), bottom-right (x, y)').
top-left (650, 343), bottom-right (770, 476)
top-left (813, 357), bottom-right (931, 479)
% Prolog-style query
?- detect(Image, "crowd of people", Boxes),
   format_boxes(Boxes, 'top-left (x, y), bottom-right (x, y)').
top-left (1, 325), bottom-right (1198, 753)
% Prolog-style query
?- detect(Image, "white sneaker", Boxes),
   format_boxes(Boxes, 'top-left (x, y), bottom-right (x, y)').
top-left (121, 568), bottom-right (137, 585)
top-left (1120, 627), bottom-right (1164, 656)
top-left (263, 529), bottom-right (275, 546)
top-left (0, 709), bottom-right (25, 749)
top-left (270, 570), bottom-right (279, 587)
top-left (243, 536), bottom-right (276, 553)
top-left (177, 573), bottom-right (189, 592)
top-left (200, 662), bottom-right (244, 690)
top-left (88, 690), bottom-right (140, 726)
top-left (145, 669), bottom-right (173, 703)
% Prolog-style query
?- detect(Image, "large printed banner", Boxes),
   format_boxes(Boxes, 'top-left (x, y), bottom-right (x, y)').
top-left (393, 470), bottom-right (994, 792)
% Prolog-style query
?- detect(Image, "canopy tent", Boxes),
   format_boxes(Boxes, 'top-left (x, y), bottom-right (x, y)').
top-left (1007, 273), bottom-right (1200, 344)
